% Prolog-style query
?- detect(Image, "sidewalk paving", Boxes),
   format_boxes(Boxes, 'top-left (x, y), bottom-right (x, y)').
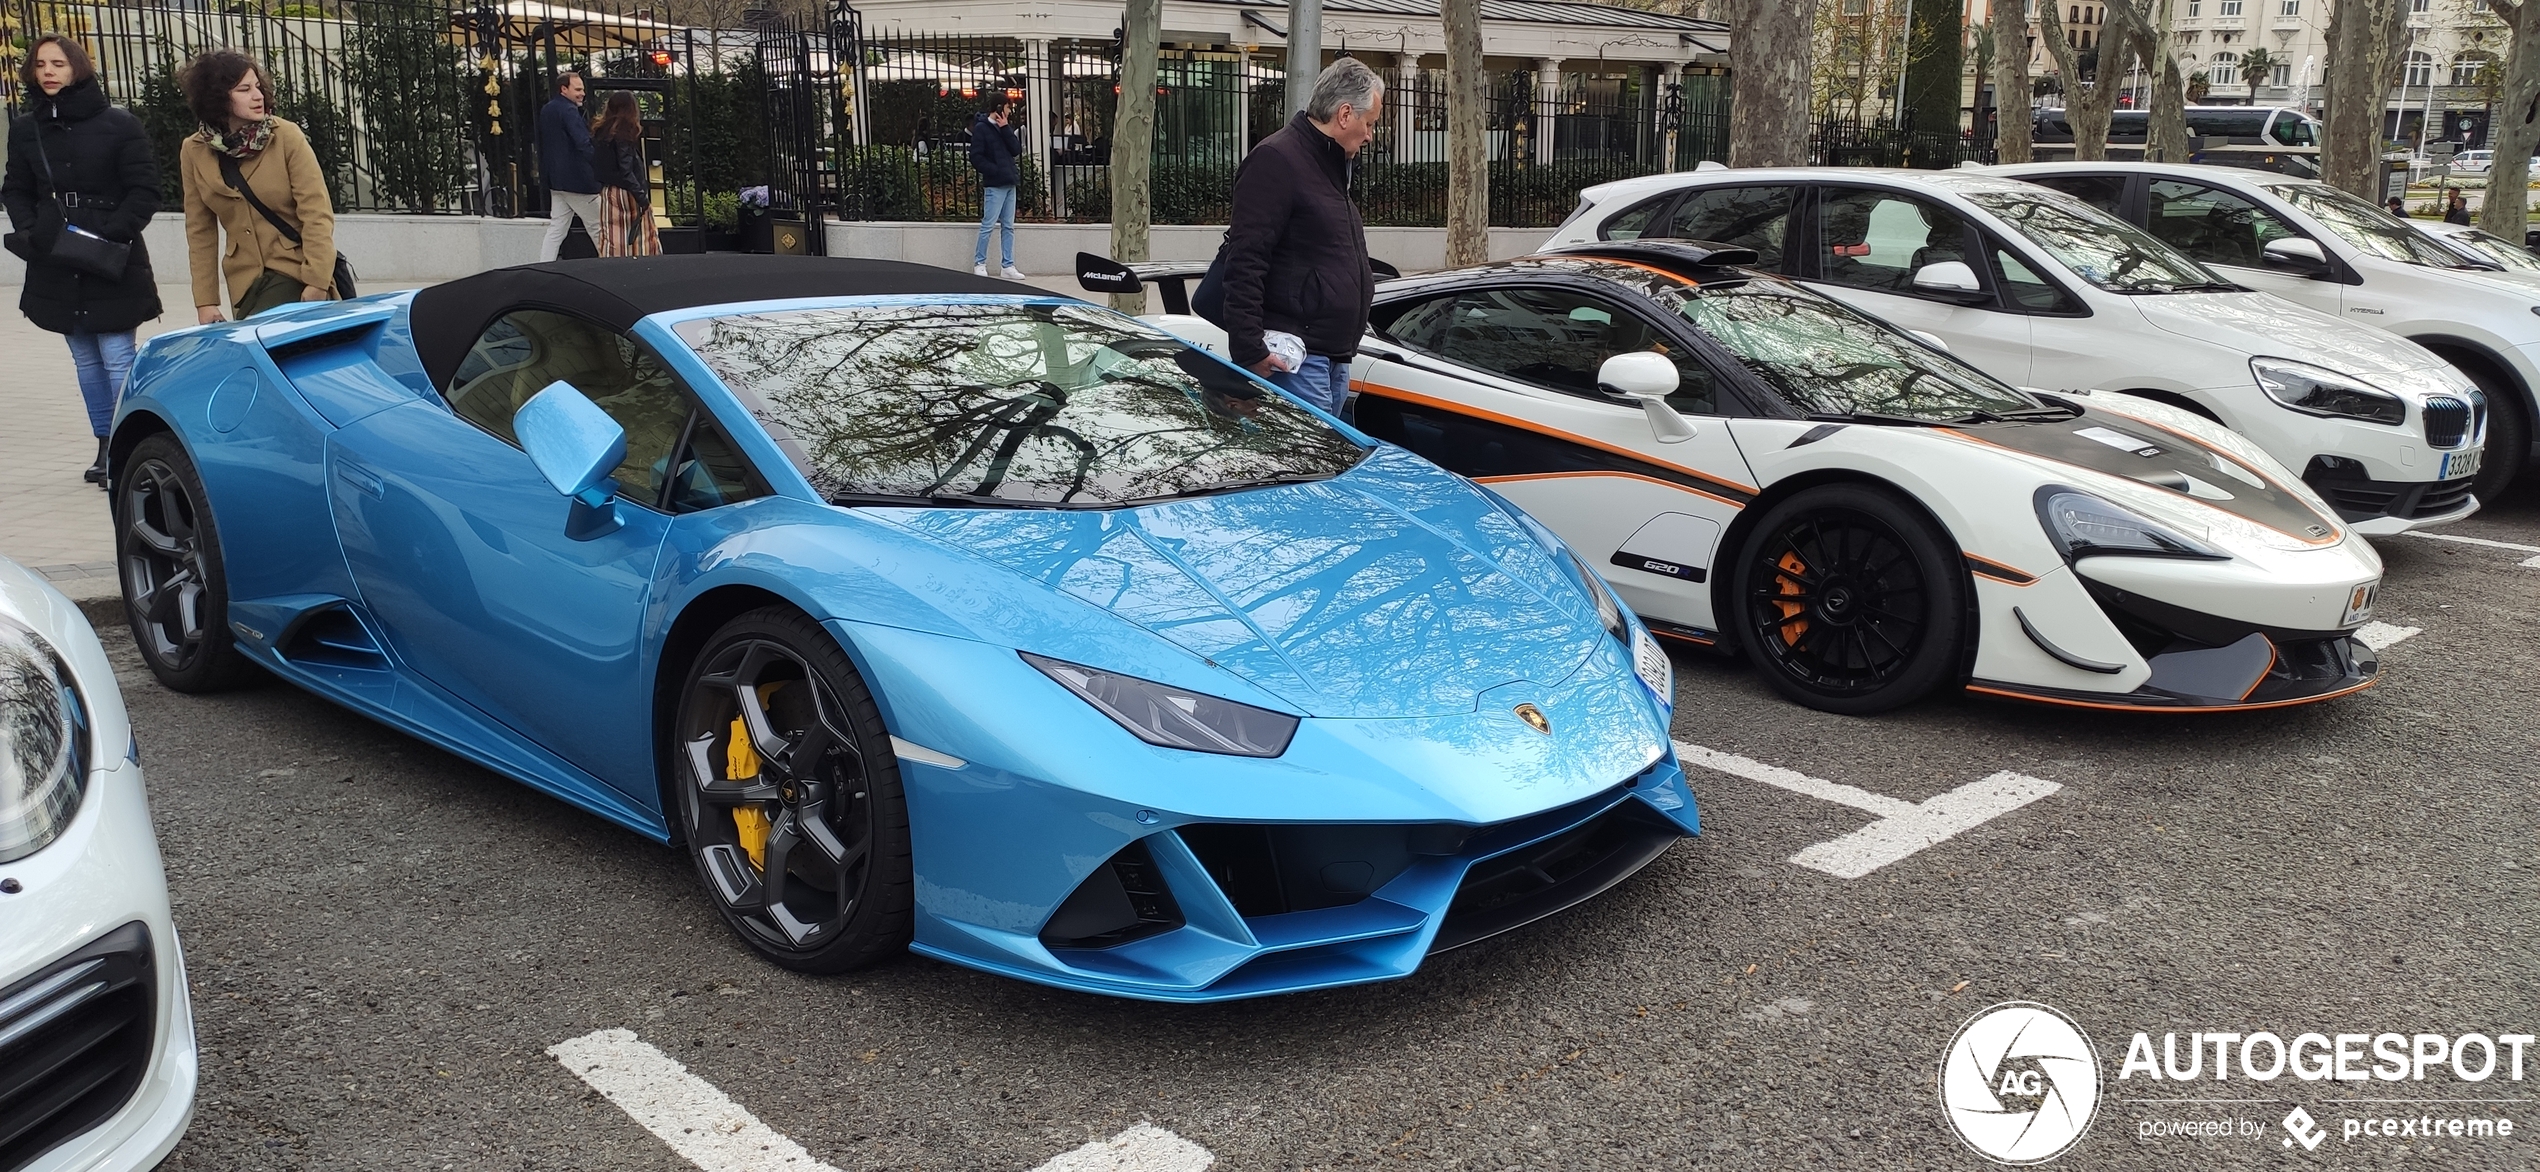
top-left (0, 268), bottom-right (1101, 602)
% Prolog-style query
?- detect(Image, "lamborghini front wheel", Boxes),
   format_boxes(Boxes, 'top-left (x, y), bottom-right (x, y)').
top-left (673, 606), bottom-right (913, 972)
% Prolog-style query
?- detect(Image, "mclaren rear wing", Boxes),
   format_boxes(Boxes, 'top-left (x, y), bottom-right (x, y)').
top-left (1075, 252), bottom-right (1402, 316)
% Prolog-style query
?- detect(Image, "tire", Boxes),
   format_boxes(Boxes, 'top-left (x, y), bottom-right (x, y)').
top-left (2460, 363), bottom-right (2530, 505)
top-left (672, 606), bottom-right (913, 973)
top-left (116, 433), bottom-right (260, 692)
top-left (1728, 484), bottom-right (1967, 716)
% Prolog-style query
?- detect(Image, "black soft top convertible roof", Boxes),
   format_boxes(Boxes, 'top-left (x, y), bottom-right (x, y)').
top-left (408, 255), bottom-right (1030, 391)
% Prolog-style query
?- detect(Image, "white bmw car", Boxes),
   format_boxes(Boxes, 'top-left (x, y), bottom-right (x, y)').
top-left (1543, 167), bottom-right (2488, 533)
top-left (1108, 242), bottom-right (2386, 715)
top-left (0, 556), bottom-right (196, 1170)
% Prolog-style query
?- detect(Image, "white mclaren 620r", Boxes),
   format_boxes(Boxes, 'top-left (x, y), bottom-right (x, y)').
top-left (1097, 241), bottom-right (2388, 715)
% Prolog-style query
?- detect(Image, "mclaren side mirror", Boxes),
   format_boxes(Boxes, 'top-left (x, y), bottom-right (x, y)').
top-left (2261, 236), bottom-right (2333, 276)
top-left (514, 380), bottom-right (627, 541)
top-left (1596, 351), bottom-right (1697, 445)
top-left (1911, 260), bottom-right (1991, 303)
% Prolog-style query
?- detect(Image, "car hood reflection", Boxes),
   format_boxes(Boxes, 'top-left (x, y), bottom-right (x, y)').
top-left (878, 447), bottom-right (1605, 719)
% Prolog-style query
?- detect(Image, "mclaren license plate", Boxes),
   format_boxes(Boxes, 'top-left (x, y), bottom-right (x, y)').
top-left (2342, 581), bottom-right (2378, 627)
top-left (2441, 446), bottom-right (2484, 480)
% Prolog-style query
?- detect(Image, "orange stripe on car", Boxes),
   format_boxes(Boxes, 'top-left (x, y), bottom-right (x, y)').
top-left (1350, 380), bottom-right (1760, 499)
top-left (1471, 470), bottom-right (1749, 510)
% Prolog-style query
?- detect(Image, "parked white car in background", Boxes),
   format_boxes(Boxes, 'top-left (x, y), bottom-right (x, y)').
top-left (1991, 161), bottom-right (2540, 502)
top-left (1544, 168), bottom-right (2486, 533)
top-left (0, 556), bottom-right (195, 1172)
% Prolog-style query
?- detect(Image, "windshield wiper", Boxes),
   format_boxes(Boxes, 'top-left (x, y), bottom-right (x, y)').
top-left (1807, 410), bottom-right (1947, 427)
top-left (829, 489), bottom-right (1058, 509)
top-left (1126, 472), bottom-right (1337, 503)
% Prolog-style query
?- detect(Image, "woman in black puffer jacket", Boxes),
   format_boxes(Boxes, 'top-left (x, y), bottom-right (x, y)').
top-left (2, 35), bottom-right (163, 485)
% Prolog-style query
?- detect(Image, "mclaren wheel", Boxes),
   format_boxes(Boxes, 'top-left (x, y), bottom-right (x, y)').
top-left (117, 433), bottom-right (259, 692)
top-left (674, 606), bottom-right (912, 973)
top-left (1729, 484), bottom-right (1966, 716)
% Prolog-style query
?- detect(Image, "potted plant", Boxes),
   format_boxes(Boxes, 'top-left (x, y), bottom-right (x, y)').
top-left (737, 187), bottom-right (808, 254)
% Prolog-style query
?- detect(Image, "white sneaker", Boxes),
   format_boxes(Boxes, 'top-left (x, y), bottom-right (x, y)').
top-left (1000, 266), bottom-right (1029, 280)
top-left (973, 263), bottom-right (988, 276)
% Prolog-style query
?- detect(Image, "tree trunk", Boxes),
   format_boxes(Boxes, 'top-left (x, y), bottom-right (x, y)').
top-left (2040, 1), bottom-right (2134, 161)
top-left (2477, 0), bottom-right (2540, 242)
top-left (1721, 0), bottom-right (1821, 168)
top-left (2105, 0), bottom-right (2188, 162)
top-left (2322, 0), bottom-right (2409, 202)
top-left (1902, 0), bottom-right (1964, 141)
top-left (1991, 0), bottom-right (2033, 163)
top-left (1442, 0), bottom-right (1489, 267)
top-left (1108, 0), bottom-right (1160, 314)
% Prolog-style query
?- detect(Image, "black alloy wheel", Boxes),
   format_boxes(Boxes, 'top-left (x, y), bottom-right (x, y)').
top-left (674, 607), bottom-right (912, 973)
top-left (117, 434), bottom-right (258, 692)
top-left (1730, 484), bottom-right (1965, 715)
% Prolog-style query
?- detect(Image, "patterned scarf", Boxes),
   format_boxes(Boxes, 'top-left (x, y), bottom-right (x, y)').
top-left (193, 117), bottom-right (276, 159)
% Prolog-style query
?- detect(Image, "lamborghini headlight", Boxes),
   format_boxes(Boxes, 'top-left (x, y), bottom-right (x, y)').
top-left (1022, 652), bottom-right (1298, 758)
top-left (2251, 357), bottom-right (2406, 425)
top-left (2036, 490), bottom-right (2228, 562)
top-left (1563, 549), bottom-right (1629, 643)
top-left (0, 615), bottom-right (89, 863)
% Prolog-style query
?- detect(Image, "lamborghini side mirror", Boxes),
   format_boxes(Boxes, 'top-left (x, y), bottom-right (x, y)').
top-left (1596, 351), bottom-right (1697, 444)
top-left (514, 380), bottom-right (626, 540)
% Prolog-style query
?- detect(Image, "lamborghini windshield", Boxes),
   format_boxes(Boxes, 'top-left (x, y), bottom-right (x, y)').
top-left (676, 301), bottom-right (1366, 506)
top-left (1661, 281), bottom-right (2050, 423)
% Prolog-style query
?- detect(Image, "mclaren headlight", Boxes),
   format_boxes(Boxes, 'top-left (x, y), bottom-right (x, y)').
top-left (2251, 358), bottom-right (2406, 425)
top-left (0, 615), bottom-right (89, 863)
top-left (2036, 490), bottom-right (2228, 562)
top-left (1022, 652), bottom-right (1298, 758)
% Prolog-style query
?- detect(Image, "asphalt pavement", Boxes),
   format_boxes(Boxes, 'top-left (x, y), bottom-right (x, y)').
top-left (82, 487), bottom-right (2534, 1171)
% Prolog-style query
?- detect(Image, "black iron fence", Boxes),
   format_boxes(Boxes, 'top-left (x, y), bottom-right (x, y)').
top-left (3, 0), bottom-right (1735, 228)
top-left (1811, 116), bottom-right (1997, 169)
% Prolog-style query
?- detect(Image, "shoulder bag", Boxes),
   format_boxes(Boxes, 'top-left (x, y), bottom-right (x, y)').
top-left (16, 128), bottom-right (131, 280)
top-left (217, 151), bottom-right (356, 298)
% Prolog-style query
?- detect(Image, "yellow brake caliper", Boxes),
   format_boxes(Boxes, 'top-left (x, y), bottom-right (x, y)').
top-left (1773, 552), bottom-right (1810, 646)
top-left (725, 682), bottom-right (785, 871)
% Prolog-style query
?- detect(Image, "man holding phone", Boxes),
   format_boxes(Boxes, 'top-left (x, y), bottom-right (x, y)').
top-left (971, 95), bottom-right (1025, 279)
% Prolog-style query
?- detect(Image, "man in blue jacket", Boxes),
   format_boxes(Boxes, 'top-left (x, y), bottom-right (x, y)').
top-left (537, 72), bottom-right (601, 262)
top-left (970, 97), bottom-right (1025, 279)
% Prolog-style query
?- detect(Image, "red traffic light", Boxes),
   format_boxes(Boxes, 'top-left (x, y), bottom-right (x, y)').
top-left (648, 49), bottom-right (674, 67)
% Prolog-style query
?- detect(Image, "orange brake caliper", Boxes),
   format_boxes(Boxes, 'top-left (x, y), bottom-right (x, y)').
top-left (1773, 551), bottom-right (1810, 646)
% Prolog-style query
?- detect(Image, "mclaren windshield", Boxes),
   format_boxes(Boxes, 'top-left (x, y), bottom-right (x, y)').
top-left (1661, 280), bottom-right (2057, 424)
top-left (676, 301), bottom-right (1366, 507)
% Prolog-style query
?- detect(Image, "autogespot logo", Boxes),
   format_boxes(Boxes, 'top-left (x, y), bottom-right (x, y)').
top-left (1939, 1001), bottom-right (2104, 1165)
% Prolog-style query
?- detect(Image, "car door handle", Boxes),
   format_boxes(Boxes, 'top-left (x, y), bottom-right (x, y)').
top-left (338, 460), bottom-right (384, 499)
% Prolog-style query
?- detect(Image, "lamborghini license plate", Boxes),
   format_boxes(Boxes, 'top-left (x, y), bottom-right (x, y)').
top-left (2441, 446), bottom-right (2484, 480)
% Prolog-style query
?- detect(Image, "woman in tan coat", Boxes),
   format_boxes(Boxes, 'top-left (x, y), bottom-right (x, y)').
top-left (178, 49), bottom-right (336, 323)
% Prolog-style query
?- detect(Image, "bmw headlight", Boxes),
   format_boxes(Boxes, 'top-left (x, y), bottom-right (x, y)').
top-left (2035, 489), bottom-right (2228, 561)
top-left (1022, 652), bottom-right (1298, 758)
top-left (2251, 358), bottom-right (2405, 425)
top-left (1, 615), bottom-right (89, 863)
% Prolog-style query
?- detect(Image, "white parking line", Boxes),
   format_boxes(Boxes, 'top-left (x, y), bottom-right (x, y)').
top-left (1028, 1124), bottom-right (1216, 1172)
top-left (551, 1028), bottom-right (1217, 1172)
top-left (1675, 741), bottom-right (2061, 880)
top-left (2408, 530), bottom-right (2540, 568)
top-left (2355, 622), bottom-right (2422, 652)
top-left (549, 1029), bottom-right (840, 1172)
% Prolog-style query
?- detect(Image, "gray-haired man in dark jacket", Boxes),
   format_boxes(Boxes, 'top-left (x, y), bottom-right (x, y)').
top-left (1219, 59), bottom-right (1383, 415)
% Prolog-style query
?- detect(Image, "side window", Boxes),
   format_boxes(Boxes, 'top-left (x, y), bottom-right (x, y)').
top-left (664, 416), bottom-right (767, 513)
top-left (2144, 180), bottom-right (2298, 268)
top-left (1662, 186), bottom-right (1797, 269)
top-left (2025, 174), bottom-right (2127, 217)
top-left (1991, 245), bottom-right (2081, 313)
top-left (1815, 187), bottom-right (1978, 298)
top-left (1402, 287), bottom-right (1718, 414)
top-left (1599, 194), bottom-right (1675, 241)
top-left (445, 308), bottom-right (709, 509)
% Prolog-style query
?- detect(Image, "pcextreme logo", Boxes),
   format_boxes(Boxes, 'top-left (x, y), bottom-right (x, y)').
top-left (1938, 1002), bottom-right (2103, 1165)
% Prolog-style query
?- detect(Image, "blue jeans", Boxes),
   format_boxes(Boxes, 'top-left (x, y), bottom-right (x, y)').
top-left (1268, 353), bottom-right (1351, 417)
top-left (975, 185), bottom-right (1016, 267)
top-left (66, 330), bottom-right (137, 438)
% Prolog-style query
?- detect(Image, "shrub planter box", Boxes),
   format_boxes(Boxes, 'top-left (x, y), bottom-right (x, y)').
top-left (740, 208), bottom-right (811, 255)
top-left (657, 226), bottom-right (703, 254)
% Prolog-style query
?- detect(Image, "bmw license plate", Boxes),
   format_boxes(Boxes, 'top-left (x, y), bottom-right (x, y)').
top-left (2441, 446), bottom-right (2484, 480)
top-left (2342, 582), bottom-right (2378, 627)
